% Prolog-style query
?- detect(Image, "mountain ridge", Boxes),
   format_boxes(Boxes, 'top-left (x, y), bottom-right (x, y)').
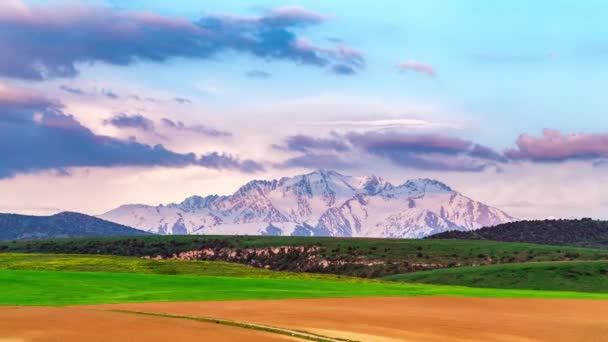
top-left (0, 211), bottom-right (150, 241)
top-left (99, 170), bottom-right (514, 238)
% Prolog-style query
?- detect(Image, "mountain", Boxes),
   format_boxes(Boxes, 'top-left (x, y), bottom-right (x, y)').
top-left (99, 170), bottom-right (514, 238)
top-left (0, 212), bottom-right (151, 241)
top-left (428, 218), bottom-right (608, 248)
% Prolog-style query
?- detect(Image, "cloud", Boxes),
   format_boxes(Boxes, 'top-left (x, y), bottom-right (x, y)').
top-left (276, 153), bottom-right (357, 170)
top-left (397, 60), bottom-right (437, 77)
top-left (505, 129), bottom-right (608, 162)
top-left (274, 131), bottom-right (504, 172)
top-left (174, 97), bottom-right (192, 104)
top-left (59, 85), bottom-right (85, 95)
top-left (0, 2), bottom-right (363, 80)
top-left (246, 70), bottom-right (271, 79)
top-left (0, 85), bottom-right (262, 178)
top-left (303, 118), bottom-right (454, 130)
top-left (345, 131), bottom-right (504, 172)
top-left (103, 113), bottom-right (155, 132)
top-left (273, 133), bottom-right (349, 153)
top-left (331, 64), bottom-right (356, 75)
top-left (102, 90), bottom-right (119, 99)
top-left (161, 118), bottom-right (232, 138)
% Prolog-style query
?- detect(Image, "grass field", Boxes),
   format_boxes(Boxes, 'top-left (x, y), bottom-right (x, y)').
top-left (2, 253), bottom-right (608, 306)
top-left (384, 261), bottom-right (608, 292)
top-left (3, 269), bottom-right (608, 306)
top-left (0, 253), bottom-right (353, 281)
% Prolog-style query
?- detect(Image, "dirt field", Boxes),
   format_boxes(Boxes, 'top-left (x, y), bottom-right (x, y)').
top-left (2, 298), bottom-right (607, 342)
top-left (0, 307), bottom-right (294, 342)
top-left (97, 297), bottom-right (608, 342)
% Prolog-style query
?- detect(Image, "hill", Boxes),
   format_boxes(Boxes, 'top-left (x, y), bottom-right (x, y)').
top-left (428, 218), bottom-right (608, 248)
top-left (0, 212), bottom-right (150, 240)
top-left (3, 235), bottom-right (607, 278)
top-left (99, 169), bottom-right (513, 238)
top-left (383, 261), bottom-right (608, 293)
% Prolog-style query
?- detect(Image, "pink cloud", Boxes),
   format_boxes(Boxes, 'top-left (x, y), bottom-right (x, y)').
top-left (397, 60), bottom-right (437, 77)
top-left (505, 129), bottom-right (608, 161)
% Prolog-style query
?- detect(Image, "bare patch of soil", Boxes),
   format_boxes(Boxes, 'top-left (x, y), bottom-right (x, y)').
top-left (97, 297), bottom-right (608, 342)
top-left (0, 307), bottom-right (294, 342)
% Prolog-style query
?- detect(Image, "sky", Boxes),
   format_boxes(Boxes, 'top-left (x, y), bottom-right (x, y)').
top-left (2, 0), bottom-right (608, 219)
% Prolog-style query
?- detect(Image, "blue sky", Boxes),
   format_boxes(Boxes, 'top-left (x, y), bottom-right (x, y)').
top-left (2, 0), bottom-right (608, 218)
top-left (80, 0), bottom-right (608, 147)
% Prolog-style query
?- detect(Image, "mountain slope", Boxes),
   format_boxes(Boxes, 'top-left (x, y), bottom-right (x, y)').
top-left (428, 218), bottom-right (608, 248)
top-left (100, 170), bottom-right (514, 238)
top-left (0, 212), bottom-right (150, 240)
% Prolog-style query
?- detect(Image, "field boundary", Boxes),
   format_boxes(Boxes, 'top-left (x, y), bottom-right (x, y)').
top-left (110, 309), bottom-right (359, 342)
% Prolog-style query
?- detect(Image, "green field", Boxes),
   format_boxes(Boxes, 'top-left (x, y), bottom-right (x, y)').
top-left (1, 253), bottom-right (608, 306)
top-left (384, 261), bottom-right (608, 293)
top-left (0, 253), bottom-right (353, 281)
top-left (3, 269), bottom-right (608, 306)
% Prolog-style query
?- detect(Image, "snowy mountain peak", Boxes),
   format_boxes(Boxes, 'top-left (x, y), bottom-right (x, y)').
top-left (99, 170), bottom-right (514, 238)
top-left (177, 195), bottom-right (224, 212)
top-left (401, 178), bottom-right (453, 194)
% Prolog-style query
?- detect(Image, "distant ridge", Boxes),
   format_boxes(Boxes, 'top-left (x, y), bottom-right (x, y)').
top-left (0, 212), bottom-right (150, 241)
top-left (428, 218), bottom-right (608, 248)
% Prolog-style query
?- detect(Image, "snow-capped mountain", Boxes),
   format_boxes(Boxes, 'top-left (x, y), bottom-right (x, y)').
top-left (99, 170), bottom-right (514, 238)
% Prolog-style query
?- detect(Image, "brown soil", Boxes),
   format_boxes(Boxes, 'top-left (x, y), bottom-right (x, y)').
top-left (96, 297), bottom-right (608, 342)
top-left (0, 307), bottom-right (294, 342)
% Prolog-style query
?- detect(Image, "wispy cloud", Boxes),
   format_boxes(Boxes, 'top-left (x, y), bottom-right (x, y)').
top-left (397, 60), bottom-right (437, 77)
top-left (161, 118), bottom-right (232, 138)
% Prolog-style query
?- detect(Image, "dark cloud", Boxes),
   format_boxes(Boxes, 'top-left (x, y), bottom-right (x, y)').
top-left (103, 113), bottom-right (155, 132)
top-left (346, 131), bottom-right (503, 172)
top-left (246, 70), bottom-right (271, 79)
top-left (0, 2), bottom-right (363, 80)
top-left (505, 129), bottom-right (608, 162)
top-left (0, 86), bottom-right (262, 178)
top-left (275, 131), bottom-right (505, 172)
top-left (161, 118), bottom-right (231, 138)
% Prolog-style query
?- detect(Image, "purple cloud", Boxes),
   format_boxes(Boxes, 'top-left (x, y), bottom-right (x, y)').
top-left (59, 85), bottom-right (85, 95)
top-left (274, 131), bottom-right (504, 172)
top-left (274, 134), bottom-right (349, 153)
top-left (0, 85), bottom-right (261, 178)
top-left (103, 113), bottom-right (155, 132)
top-left (161, 118), bottom-right (232, 138)
top-left (276, 153), bottom-right (357, 170)
top-left (505, 129), bottom-right (608, 162)
top-left (345, 131), bottom-right (504, 172)
top-left (397, 60), bottom-right (437, 77)
top-left (0, 2), bottom-right (363, 80)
